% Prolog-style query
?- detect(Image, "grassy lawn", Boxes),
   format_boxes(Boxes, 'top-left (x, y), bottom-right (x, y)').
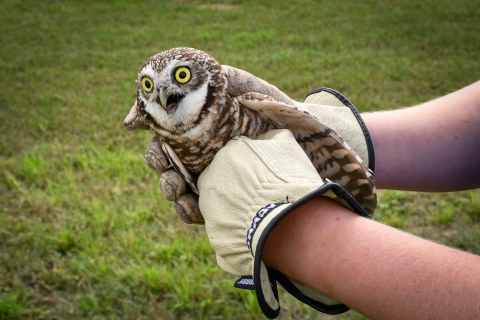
top-left (1, 0), bottom-right (479, 319)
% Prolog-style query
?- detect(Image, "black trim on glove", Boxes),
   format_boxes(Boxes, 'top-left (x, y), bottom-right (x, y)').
top-left (251, 181), bottom-right (371, 318)
top-left (274, 271), bottom-right (350, 315)
top-left (305, 87), bottom-right (375, 172)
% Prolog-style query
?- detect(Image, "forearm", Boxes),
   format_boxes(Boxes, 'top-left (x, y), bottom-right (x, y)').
top-left (263, 197), bottom-right (480, 319)
top-left (362, 81), bottom-right (480, 191)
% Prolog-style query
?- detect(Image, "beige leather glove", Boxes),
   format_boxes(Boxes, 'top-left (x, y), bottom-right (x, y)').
top-left (145, 88), bottom-right (374, 224)
top-left (144, 136), bottom-right (204, 224)
top-left (303, 88), bottom-right (374, 169)
top-left (197, 129), bottom-right (370, 319)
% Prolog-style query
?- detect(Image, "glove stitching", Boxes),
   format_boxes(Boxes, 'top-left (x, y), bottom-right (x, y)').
top-left (246, 203), bottom-right (285, 255)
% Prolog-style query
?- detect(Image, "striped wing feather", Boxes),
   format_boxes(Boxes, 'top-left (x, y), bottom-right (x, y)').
top-left (237, 92), bottom-right (376, 215)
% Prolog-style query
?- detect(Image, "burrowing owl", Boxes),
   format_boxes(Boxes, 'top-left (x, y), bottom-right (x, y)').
top-left (124, 47), bottom-right (376, 215)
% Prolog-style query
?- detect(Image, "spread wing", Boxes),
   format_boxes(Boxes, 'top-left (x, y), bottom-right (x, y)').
top-left (236, 92), bottom-right (376, 216)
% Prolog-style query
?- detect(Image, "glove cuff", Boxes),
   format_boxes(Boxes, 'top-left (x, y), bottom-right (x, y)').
top-left (305, 87), bottom-right (375, 171)
top-left (248, 181), bottom-right (370, 319)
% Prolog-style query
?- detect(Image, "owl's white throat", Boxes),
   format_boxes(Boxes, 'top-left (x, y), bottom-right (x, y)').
top-left (145, 80), bottom-right (209, 130)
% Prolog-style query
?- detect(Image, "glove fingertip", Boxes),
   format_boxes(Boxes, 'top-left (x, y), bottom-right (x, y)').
top-left (160, 170), bottom-right (187, 201)
top-left (174, 194), bottom-right (204, 225)
top-left (145, 136), bottom-right (170, 172)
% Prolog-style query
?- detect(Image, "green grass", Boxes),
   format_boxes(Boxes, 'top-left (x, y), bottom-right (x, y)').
top-left (1, 0), bottom-right (479, 319)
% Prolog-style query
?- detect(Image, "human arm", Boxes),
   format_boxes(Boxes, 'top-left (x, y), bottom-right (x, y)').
top-left (262, 81), bottom-right (480, 318)
top-left (196, 122), bottom-right (480, 319)
top-left (263, 196), bottom-right (480, 319)
top-left (362, 80), bottom-right (480, 191)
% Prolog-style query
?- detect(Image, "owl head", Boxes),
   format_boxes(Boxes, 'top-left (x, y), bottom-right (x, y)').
top-left (136, 47), bottom-right (227, 133)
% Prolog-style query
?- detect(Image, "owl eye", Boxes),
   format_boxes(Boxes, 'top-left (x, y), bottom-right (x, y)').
top-left (175, 67), bottom-right (191, 84)
top-left (141, 76), bottom-right (154, 93)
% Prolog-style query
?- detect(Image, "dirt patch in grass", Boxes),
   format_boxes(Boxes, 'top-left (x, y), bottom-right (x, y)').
top-left (198, 4), bottom-right (237, 10)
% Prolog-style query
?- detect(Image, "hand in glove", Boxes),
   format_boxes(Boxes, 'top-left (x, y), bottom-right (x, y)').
top-left (144, 87), bottom-right (374, 224)
top-left (197, 129), bottom-right (370, 318)
top-left (144, 136), bottom-right (204, 224)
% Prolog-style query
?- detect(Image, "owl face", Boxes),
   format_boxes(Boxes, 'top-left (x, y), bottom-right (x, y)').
top-left (136, 48), bottom-right (225, 133)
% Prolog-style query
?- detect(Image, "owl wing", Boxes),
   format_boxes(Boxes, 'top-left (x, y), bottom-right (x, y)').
top-left (222, 65), bottom-right (297, 107)
top-left (236, 92), bottom-right (376, 216)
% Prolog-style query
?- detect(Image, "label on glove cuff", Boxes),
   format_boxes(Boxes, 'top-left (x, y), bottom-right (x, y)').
top-left (247, 203), bottom-right (284, 254)
top-left (234, 276), bottom-right (255, 290)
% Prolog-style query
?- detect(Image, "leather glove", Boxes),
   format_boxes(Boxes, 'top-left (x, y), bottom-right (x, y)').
top-left (144, 136), bottom-right (204, 224)
top-left (197, 129), bottom-right (370, 319)
top-left (145, 88), bottom-right (374, 224)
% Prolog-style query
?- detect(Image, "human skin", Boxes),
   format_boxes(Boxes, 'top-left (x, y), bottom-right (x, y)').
top-left (364, 80), bottom-right (480, 191)
top-left (263, 81), bottom-right (480, 319)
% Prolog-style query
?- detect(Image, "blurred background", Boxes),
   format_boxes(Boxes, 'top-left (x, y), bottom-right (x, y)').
top-left (1, 0), bottom-right (479, 319)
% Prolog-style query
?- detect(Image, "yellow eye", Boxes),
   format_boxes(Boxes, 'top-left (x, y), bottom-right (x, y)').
top-left (175, 67), bottom-right (191, 84)
top-left (141, 76), bottom-right (154, 92)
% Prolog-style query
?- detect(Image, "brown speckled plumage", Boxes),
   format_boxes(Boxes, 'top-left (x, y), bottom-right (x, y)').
top-left (125, 47), bottom-right (376, 215)
top-left (134, 48), bottom-right (274, 174)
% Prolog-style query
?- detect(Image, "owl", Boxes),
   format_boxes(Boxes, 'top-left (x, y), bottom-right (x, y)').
top-left (124, 47), bottom-right (376, 215)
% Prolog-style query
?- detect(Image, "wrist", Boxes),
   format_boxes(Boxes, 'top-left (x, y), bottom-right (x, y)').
top-left (263, 197), bottom-right (356, 285)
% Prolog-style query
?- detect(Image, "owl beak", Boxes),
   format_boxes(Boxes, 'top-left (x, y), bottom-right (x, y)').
top-left (159, 88), bottom-right (168, 111)
top-left (158, 88), bottom-right (184, 116)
